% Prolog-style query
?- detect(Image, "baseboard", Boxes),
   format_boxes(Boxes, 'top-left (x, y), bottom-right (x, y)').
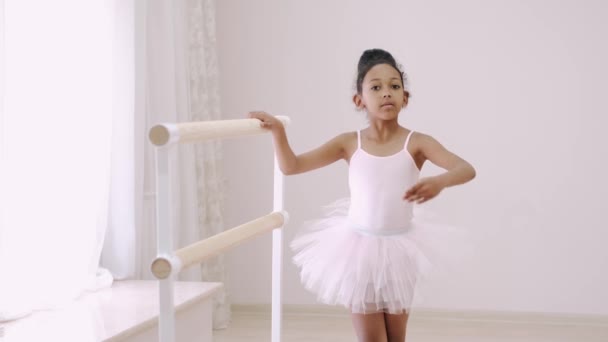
top-left (230, 304), bottom-right (608, 327)
top-left (232, 303), bottom-right (348, 316)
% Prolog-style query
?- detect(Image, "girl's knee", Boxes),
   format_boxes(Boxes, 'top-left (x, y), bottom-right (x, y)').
top-left (360, 335), bottom-right (388, 342)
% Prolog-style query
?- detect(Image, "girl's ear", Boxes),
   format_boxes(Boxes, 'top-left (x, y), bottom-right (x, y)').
top-left (353, 94), bottom-right (364, 110)
top-left (402, 91), bottom-right (409, 108)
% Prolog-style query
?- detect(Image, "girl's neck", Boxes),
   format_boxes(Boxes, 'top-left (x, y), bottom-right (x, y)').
top-left (365, 119), bottom-right (402, 142)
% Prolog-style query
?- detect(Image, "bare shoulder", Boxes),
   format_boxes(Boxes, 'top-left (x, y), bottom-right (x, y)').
top-left (411, 131), bottom-right (449, 153)
top-left (319, 131), bottom-right (354, 149)
top-left (336, 131), bottom-right (358, 145)
top-left (409, 131), bottom-right (439, 145)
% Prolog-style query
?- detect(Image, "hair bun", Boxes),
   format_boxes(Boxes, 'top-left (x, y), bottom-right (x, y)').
top-left (355, 49), bottom-right (406, 95)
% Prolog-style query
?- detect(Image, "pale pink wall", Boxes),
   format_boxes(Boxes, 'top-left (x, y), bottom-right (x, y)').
top-left (216, 0), bottom-right (608, 315)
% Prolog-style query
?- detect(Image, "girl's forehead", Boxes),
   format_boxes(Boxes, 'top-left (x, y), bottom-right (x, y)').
top-left (364, 64), bottom-right (401, 82)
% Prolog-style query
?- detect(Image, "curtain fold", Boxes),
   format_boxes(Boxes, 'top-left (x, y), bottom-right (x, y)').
top-left (188, 0), bottom-right (231, 328)
top-left (101, 0), bottom-right (230, 328)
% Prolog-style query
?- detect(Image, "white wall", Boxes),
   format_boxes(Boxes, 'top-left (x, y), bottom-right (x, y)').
top-left (216, 0), bottom-right (608, 315)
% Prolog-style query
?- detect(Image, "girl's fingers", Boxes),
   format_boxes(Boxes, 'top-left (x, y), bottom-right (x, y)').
top-left (248, 111), bottom-right (267, 118)
top-left (406, 181), bottom-right (440, 204)
top-left (412, 192), bottom-right (424, 203)
top-left (405, 189), bottom-right (417, 199)
top-left (417, 194), bottom-right (430, 203)
top-left (405, 188), bottom-right (422, 200)
top-left (419, 192), bottom-right (438, 204)
top-left (407, 194), bottom-right (421, 202)
top-left (419, 195), bottom-right (432, 204)
top-left (406, 183), bottom-right (434, 201)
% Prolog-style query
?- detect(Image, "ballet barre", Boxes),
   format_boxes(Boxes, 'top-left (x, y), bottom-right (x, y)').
top-left (151, 211), bottom-right (287, 279)
top-left (149, 116), bottom-right (291, 146)
top-left (149, 116), bottom-right (290, 342)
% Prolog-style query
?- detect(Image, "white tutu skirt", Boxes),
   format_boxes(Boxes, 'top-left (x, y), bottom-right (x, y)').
top-left (291, 198), bottom-right (460, 314)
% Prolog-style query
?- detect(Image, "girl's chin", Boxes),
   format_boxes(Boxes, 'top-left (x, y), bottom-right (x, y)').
top-left (369, 111), bottom-right (400, 120)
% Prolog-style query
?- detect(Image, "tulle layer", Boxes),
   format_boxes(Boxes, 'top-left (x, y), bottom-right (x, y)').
top-left (290, 199), bottom-right (459, 314)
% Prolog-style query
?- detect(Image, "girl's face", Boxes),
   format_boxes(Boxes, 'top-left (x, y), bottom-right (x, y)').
top-left (354, 64), bottom-right (408, 121)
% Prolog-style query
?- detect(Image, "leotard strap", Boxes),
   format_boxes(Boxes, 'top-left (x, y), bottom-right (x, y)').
top-left (404, 130), bottom-right (415, 149)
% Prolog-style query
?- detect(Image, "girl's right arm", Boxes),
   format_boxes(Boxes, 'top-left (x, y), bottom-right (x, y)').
top-left (248, 111), bottom-right (346, 175)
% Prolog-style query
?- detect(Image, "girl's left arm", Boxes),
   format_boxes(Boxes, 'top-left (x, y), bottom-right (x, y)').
top-left (404, 133), bottom-right (476, 203)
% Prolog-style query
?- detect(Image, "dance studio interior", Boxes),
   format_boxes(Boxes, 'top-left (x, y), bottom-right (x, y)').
top-left (1, 0), bottom-right (606, 341)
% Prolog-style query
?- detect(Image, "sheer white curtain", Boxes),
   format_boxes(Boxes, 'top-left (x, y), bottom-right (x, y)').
top-left (100, 0), bottom-right (231, 328)
top-left (0, 0), bottom-right (229, 327)
top-left (0, 0), bottom-right (118, 322)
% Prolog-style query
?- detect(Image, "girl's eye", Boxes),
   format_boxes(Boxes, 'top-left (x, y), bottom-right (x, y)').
top-left (392, 84), bottom-right (401, 89)
top-left (371, 86), bottom-right (380, 91)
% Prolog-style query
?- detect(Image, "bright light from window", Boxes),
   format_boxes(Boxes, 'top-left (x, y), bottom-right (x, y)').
top-left (1, 1), bottom-right (114, 317)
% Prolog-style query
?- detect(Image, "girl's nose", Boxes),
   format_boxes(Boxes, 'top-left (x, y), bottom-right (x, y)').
top-left (383, 93), bottom-right (391, 98)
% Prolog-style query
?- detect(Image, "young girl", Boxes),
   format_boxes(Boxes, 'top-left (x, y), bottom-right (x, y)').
top-left (249, 48), bottom-right (476, 342)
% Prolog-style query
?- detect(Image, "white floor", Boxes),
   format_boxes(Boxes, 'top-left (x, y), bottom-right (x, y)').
top-left (2, 285), bottom-right (606, 342)
top-left (214, 309), bottom-right (608, 342)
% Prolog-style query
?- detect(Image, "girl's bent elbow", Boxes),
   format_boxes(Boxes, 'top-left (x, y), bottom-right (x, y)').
top-left (280, 160), bottom-right (299, 175)
top-left (280, 166), bottom-right (296, 175)
top-left (469, 166), bottom-right (477, 180)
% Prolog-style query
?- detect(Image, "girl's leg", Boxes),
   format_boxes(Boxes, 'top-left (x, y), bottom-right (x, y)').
top-left (351, 312), bottom-right (388, 342)
top-left (384, 311), bottom-right (409, 342)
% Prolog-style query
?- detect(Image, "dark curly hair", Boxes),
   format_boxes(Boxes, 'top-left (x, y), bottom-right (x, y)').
top-left (356, 49), bottom-right (409, 97)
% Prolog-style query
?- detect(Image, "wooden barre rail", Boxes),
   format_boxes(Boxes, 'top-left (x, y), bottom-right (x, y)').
top-left (151, 211), bottom-right (287, 279)
top-left (149, 116), bottom-right (291, 146)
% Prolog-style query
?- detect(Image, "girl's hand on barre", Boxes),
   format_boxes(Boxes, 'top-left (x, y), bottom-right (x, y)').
top-left (249, 111), bottom-right (284, 131)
